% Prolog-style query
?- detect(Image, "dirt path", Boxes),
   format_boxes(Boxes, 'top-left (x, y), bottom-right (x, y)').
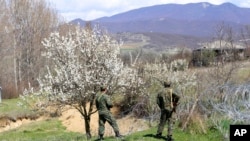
top-left (0, 107), bottom-right (150, 136)
top-left (59, 107), bottom-right (149, 136)
top-left (0, 116), bottom-right (45, 132)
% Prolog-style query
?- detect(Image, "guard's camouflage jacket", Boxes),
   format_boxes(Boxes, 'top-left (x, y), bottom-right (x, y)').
top-left (95, 91), bottom-right (120, 136)
top-left (157, 88), bottom-right (180, 111)
top-left (95, 92), bottom-right (113, 114)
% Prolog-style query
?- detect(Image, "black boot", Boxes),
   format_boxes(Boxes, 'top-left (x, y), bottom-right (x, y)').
top-left (166, 135), bottom-right (174, 141)
top-left (98, 134), bottom-right (104, 141)
top-left (156, 133), bottom-right (162, 138)
top-left (115, 131), bottom-right (124, 138)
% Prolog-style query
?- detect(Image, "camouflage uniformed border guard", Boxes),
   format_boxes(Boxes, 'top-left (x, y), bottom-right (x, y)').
top-left (156, 81), bottom-right (180, 141)
top-left (95, 86), bottom-right (123, 140)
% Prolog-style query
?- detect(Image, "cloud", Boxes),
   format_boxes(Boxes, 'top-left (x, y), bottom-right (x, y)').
top-left (238, 1), bottom-right (250, 8)
top-left (46, 0), bottom-right (250, 21)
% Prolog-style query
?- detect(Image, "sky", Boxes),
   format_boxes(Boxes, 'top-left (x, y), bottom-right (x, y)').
top-left (46, 0), bottom-right (250, 21)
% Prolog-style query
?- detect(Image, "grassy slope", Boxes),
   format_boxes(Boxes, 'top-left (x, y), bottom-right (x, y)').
top-left (0, 99), bottom-right (36, 119)
top-left (0, 119), bottom-right (85, 141)
top-left (0, 117), bottom-right (223, 141)
top-left (124, 127), bottom-right (223, 141)
top-left (0, 96), bottom-right (225, 141)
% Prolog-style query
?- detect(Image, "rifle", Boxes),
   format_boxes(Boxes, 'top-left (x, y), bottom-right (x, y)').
top-left (169, 102), bottom-right (178, 117)
top-left (172, 92), bottom-right (180, 113)
top-left (172, 102), bottom-right (178, 112)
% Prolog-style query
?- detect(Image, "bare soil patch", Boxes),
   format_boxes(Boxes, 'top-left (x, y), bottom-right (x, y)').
top-left (0, 106), bottom-right (150, 136)
top-left (0, 116), bottom-right (46, 132)
top-left (59, 106), bottom-right (149, 136)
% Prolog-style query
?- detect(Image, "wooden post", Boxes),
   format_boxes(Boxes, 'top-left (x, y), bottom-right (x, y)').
top-left (0, 86), bottom-right (2, 103)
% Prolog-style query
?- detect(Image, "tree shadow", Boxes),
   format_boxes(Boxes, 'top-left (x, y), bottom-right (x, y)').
top-left (143, 134), bottom-right (167, 140)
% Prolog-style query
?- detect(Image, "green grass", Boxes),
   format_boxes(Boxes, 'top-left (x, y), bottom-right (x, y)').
top-left (0, 118), bottom-right (223, 141)
top-left (0, 99), bottom-right (35, 118)
top-left (0, 99), bottom-right (224, 141)
top-left (0, 118), bottom-right (85, 141)
top-left (123, 127), bottom-right (223, 141)
top-left (235, 67), bottom-right (250, 82)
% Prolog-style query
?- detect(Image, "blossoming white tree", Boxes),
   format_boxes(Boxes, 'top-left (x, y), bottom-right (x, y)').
top-left (21, 25), bottom-right (144, 138)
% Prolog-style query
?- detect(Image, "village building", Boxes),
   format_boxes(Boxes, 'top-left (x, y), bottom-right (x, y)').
top-left (192, 40), bottom-right (247, 67)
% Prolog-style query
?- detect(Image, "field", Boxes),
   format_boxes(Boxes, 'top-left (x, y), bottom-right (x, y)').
top-left (0, 99), bottom-right (224, 141)
top-left (0, 117), bottom-right (223, 141)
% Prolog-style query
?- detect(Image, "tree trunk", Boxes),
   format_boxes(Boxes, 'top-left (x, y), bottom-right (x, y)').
top-left (84, 115), bottom-right (91, 139)
top-left (13, 41), bottom-right (18, 94)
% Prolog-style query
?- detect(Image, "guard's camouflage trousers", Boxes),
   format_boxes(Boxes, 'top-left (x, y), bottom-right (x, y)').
top-left (157, 109), bottom-right (174, 136)
top-left (98, 111), bottom-right (120, 136)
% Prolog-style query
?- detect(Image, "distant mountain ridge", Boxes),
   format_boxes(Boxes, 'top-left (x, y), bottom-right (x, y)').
top-left (70, 2), bottom-right (250, 50)
top-left (94, 2), bottom-right (250, 24)
top-left (71, 2), bottom-right (250, 37)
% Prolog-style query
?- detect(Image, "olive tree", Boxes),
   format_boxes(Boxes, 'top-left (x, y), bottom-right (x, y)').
top-left (21, 25), bottom-right (143, 139)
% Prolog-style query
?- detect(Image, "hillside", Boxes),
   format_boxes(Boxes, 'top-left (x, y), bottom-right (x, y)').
top-left (71, 2), bottom-right (250, 37)
top-left (114, 32), bottom-right (205, 50)
top-left (70, 2), bottom-right (250, 51)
